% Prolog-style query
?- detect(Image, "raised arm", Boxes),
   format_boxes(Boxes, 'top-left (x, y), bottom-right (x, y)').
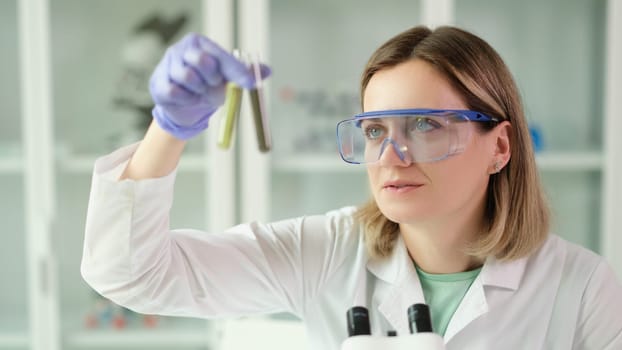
top-left (82, 33), bottom-right (279, 316)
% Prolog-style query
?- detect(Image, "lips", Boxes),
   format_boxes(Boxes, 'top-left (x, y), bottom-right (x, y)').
top-left (382, 180), bottom-right (423, 190)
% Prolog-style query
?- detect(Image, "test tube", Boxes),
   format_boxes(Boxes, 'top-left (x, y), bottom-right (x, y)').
top-left (249, 53), bottom-right (272, 153)
top-left (217, 50), bottom-right (243, 149)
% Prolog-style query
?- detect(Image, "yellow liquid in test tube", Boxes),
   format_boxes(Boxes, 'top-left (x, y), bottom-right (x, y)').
top-left (217, 82), bottom-right (242, 149)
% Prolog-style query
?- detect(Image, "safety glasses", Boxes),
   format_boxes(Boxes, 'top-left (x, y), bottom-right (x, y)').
top-left (336, 109), bottom-right (499, 165)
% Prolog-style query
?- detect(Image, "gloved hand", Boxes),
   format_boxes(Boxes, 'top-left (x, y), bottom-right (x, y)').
top-left (149, 33), bottom-right (271, 140)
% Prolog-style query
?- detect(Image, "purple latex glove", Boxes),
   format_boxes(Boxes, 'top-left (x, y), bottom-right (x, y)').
top-left (149, 33), bottom-right (271, 140)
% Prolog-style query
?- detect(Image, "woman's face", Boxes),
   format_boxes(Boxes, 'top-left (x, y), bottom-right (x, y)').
top-left (363, 59), bottom-right (499, 226)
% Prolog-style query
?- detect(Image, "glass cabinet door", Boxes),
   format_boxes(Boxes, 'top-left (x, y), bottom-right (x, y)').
top-left (0, 1), bottom-right (29, 348)
top-left (268, 0), bottom-right (422, 220)
top-left (50, 1), bottom-right (213, 349)
top-left (454, 0), bottom-right (606, 252)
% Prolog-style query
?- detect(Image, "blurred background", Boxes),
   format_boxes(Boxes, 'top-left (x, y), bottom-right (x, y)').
top-left (1, 0), bottom-right (621, 349)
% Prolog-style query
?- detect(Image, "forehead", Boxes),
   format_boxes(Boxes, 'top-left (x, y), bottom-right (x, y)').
top-left (363, 59), bottom-right (467, 112)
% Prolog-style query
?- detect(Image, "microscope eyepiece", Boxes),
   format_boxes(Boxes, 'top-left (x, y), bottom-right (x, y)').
top-left (408, 303), bottom-right (433, 333)
top-left (346, 306), bottom-right (371, 336)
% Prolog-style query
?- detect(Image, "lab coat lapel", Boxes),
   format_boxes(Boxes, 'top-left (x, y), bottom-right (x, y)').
top-left (443, 256), bottom-right (528, 342)
top-left (443, 275), bottom-right (488, 342)
top-left (366, 237), bottom-right (426, 335)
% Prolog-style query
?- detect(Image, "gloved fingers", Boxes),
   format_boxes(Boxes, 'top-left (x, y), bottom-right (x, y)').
top-left (254, 63), bottom-right (272, 83)
top-left (183, 48), bottom-right (224, 87)
top-left (151, 33), bottom-right (273, 108)
top-left (197, 35), bottom-right (272, 89)
top-left (168, 47), bottom-right (212, 95)
top-left (198, 84), bottom-right (227, 109)
top-left (149, 51), bottom-right (200, 107)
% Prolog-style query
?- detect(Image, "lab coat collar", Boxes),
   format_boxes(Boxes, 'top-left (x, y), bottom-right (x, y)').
top-left (366, 237), bottom-right (425, 335)
top-left (365, 237), bottom-right (405, 285)
top-left (366, 235), bottom-right (529, 338)
top-left (366, 235), bottom-right (529, 289)
top-left (480, 254), bottom-right (528, 291)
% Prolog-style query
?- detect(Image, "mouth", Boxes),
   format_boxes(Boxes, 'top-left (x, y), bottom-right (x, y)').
top-left (382, 180), bottom-right (423, 192)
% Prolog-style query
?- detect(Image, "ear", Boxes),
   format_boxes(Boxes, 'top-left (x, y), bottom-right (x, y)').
top-left (489, 121), bottom-right (511, 174)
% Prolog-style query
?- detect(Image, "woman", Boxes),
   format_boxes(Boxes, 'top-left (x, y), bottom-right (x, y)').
top-left (81, 26), bottom-right (622, 349)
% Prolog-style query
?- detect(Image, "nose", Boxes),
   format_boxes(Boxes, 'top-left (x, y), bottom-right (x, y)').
top-left (377, 138), bottom-right (412, 166)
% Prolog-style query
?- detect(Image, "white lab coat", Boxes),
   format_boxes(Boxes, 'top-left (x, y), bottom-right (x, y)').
top-left (81, 144), bottom-right (622, 350)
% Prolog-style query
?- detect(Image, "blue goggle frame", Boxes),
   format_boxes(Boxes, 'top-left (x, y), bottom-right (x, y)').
top-left (353, 108), bottom-right (499, 122)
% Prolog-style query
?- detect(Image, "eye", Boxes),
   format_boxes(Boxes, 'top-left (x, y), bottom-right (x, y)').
top-left (410, 117), bottom-right (442, 133)
top-left (362, 124), bottom-right (386, 140)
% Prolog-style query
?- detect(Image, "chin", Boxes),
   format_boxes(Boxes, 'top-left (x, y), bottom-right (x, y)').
top-left (376, 201), bottom-right (430, 224)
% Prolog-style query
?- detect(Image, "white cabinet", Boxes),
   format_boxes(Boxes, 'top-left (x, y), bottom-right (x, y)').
top-left (9, 0), bottom-right (228, 349)
top-left (0, 0), bottom-right (29, 346)
top-left (4, 0), bottom-right (621, 349)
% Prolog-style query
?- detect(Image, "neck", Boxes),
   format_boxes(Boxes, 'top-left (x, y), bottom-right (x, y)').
top-left (400, 208), bottom-right (486, 274)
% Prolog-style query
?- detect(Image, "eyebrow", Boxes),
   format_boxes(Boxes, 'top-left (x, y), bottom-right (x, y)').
top-left (359, 117), bottom-right (383, 123)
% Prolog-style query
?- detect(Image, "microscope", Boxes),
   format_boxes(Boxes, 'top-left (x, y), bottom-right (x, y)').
top-left (340, 304), bottom-right (446, 350)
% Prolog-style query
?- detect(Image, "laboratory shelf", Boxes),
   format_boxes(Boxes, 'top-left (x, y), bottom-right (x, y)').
top-left (535, 151), bottom-right (603, 171)
top-left (0, 314), bottom-right (28, 347)
top-left (2, 150), bottom-right (600, 175)
top-left (0, 156), bottom-right (23, 174)
top-left (61, 310), bottom-right (214, 349)
top-left (65, 329), bottom-right (211, 348)
top-left (0, 332), bottom-right (29, 347)
top-left (273, 154), bottom-right (359, 173)
top-left (273, 151), bottom-right (604, 173)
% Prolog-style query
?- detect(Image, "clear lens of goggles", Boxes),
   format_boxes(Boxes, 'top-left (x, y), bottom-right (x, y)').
top-left (337, 110), bottom-right (494, 164)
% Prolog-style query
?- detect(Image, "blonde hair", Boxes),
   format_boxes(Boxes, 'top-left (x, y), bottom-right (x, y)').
top-left (355, 26), bottom-right (550, 261)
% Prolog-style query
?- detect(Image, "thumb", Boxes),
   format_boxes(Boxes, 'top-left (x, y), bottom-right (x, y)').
top-left (257, 63), bottom-right (272, 79)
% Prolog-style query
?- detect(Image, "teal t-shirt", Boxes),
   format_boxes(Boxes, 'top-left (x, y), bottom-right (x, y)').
top-left (415, 265), bottom-right (482, 336)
